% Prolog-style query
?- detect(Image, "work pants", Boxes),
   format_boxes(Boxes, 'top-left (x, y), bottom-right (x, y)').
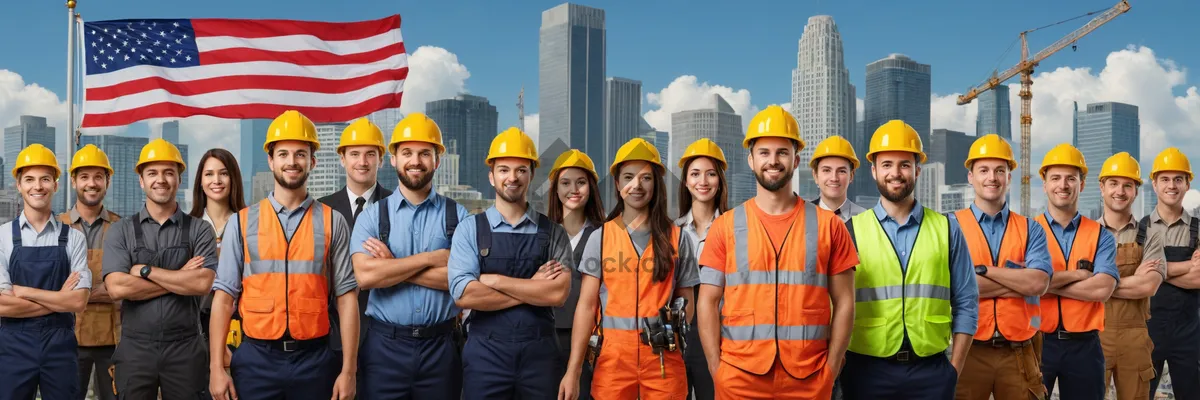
top-left (230, 338), bottom-right (338, 400)
top-left (1101, 327), bottom-right (1156, 400)
top-left (714, 357), bottom-right (834, 400)
top-left (1041, 331), bottom-right (1105, 400)
top-left (462, 326), bottom-right (559, 399)
top-left (358, 317), bottom-right (462, 399)
top-left (77, 345), bottom-right (116, 400)
top-left (112, 334), bottom-right (208, 400)
top-left (841, 351), bottom-right (957, 400)
top-left (955, 340), bottom-right (1044, 400)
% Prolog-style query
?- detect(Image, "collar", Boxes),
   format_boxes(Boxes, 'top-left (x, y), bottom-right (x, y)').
top-left (818, 197), bottom-right (850, 214)
top-left (674, 208), bottom-right (721, 228)
top-left (67, 206), bottom-right (113, 225)
top-left (873, 199), bottom-right (923, 226)
top-left (1099, 211), bottom-right (1138, 231)
top-left (1042, 210), bottom-right (1082, 230)
top-left (18, 211), bottom-right (59, 233)
top-left (347, 184), bottom-right (378, 206)
top-left (138, 205), bottom-right (184, 224)
top-left (485, 204), bottom-right (538, 229)
top-left (267, 192), bottom-right (315, 214)
top-left (1150, 207), bottom-right (1193, 226)
top-left (394, 189), bottom-right (438, 210)
top-left (969, 202), bottom-right (1010, 223)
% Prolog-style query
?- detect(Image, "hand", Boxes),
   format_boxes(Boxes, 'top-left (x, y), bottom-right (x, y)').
top-left (61, 272), bottom-right (81, 292)
top-left (222, 347), bottom-right (233, 368)
top-left (708, 359), bottom-right (720, 378)
top-left (479, 274), bottom-right (501, 288)
top-left (427, 248), bottom-right (450, 268)
top-left (533, 261), bottom-right (564, 280)
top-left (209, 370), bottom-right (238, 400)
top-left (557, 374), bottom-right (580, 400)
top-left (951, 359), bottom-right (963, 376)
top-left (1075, 269), bottom-right (1095, 280)
top-left (182, 256), bottom-right (205, 270)
top-left (826, 353), bottom-right (845, 376)
top-left (1135, 259), bottom-right (1162, 276)
top-left (130, 264), bottom-right (146, 276)
top-left (330, 371), bottom-right (356, 400)
top-left (363, 238), bottom-right (394, 259)
top-left (12, 285), bottom-right (29, 299)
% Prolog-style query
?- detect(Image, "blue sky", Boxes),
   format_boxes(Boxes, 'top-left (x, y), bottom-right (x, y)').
top-left (2, 0), bottom-right (1196, 127)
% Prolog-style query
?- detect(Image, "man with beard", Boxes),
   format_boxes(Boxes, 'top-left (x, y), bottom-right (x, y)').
top-left (102, 138), bottom-right (218, 399)
top-left (448, 127), bottom-right (574, 399)
top-left (208, 110), bottom-right (359, 400)
top-left (60, 144), bottom-right (123, 400)
top-left (950, 134), bottom-right (1054, 400)
top-left (1094, 152), bottom-right (1165, 400)
top-left (810, 135), bottom-right (868, 222)
top-left (350, 113), bottom-right (469, 399)
top-left (1034, 143), bottom-right (1118, 400)
top-left (318, 117), bottom-right (393, 369)
top-left (1145, 147), bottom-right (1200, 399)
top-left (0, 144), bottom-right (89, 400)
top-left (696, 105), bottom-right (858, 399)
top-left (841, 120), bottom-right (978, 400)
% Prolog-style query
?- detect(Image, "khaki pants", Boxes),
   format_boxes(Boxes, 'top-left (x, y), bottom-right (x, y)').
top-left (1101, 327), bottom-right (1156, 400)
top-left (955, 341), bottom-right (1045, 400)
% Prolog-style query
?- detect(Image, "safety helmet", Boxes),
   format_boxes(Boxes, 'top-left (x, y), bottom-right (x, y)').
top-left (70, 144), bottom-right (114, 176)
top-left (1039, 143), bottom-right (1088, 179)
top-left (1150, 147), bottom-right (1193, 182)
top-left (611, 138), bottom-right (664, 176)
top-left (389, 112), bottom-right (446, 155)
top-left (263, 110), bottom-right (319, 154)
top-left (486, 127), bottom-right (539, 167)
top-left (964, 134), bottom-right (1017, 170)
top-left (678, 138), bottom-right (727, 170)
top-left (867, 120), bottom-right (926, 163)
top-left (743, 105), bottom-right (804, 150)
top-left (549, 149), bottom-right (598, 181)
top-left (136, 138), bottom-right (186, 173)
top-left (11, 143), bottom-right (60, 179)
top-left (809, 135), bottom-right (859, 170)
top-left (338, 118), bottom-right (386, 154)
top-left (1098, 152), bottom-right (1141, 185)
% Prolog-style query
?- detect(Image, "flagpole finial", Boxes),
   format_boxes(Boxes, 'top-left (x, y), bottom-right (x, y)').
top-left (67, 0), bottom-right (76, 9)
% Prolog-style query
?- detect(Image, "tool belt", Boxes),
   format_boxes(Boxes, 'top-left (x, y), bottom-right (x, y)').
top-left (588, 297), bottom-right (690, 373)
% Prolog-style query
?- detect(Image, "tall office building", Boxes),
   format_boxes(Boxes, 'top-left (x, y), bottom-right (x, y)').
top-left (858, 54), bottom-right (931, 200)
top-left (670, 94), bottom-right (752, 207)
top-left (539, 3), bottom-right (606, 158)
top-left (5, 116), bottom-right (56, 188)
top-left (160, 121), bottom-right (189, 207)
top-left (240, 119), bottom-right (273, 203)
top-left (929, 129), bottom-right (973, 186)
top-left (791, 15), bottom-right (856, 199)
top-left (977, 85), bottom-right (1012, 141)
top-left (434, 139), bottom-right (461, 189)
top-left (1074, 101), bottom-right (1140, 218)
top-left (426, 95), bottom-right (499, 197)
top-left (918, 162), bottom-right (945, 212)
top-left (639, 119), bottom-right (668, 163)
top-left (366, 108), bottom-right (403, 192)
top-left (604, 77), bottom-right (642, 203)
top-left (311, 123), bottom-right (350, 199)
top-left (1142, 185), bottom-right (1158, 219)
top-left (79, 135), bottom-right (149, 217)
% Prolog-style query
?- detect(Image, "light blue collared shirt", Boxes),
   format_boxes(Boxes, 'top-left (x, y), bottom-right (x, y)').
top-left (869, 201), bottom-right (979, 336)
top-left (447, 205), bottom-right (574, 301)
top-left (1041, 211), bottom-right (1119, 283)
top-left (351, 191), bottom-right (468, 327)
top-left (947, 203), bottom-right (1053, 277)
top-left (0, 212), bottom-right (89, 293)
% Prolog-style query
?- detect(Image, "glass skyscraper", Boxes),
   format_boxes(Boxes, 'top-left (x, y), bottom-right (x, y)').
top-left (5, 116), bottom-right (56, 188)
top-left (426, 95), bottom-right (498, 198)
top-left (1074, 101), bottom-right (1140, 219)
top-left (603, 77), bottom-right (642, 205)
top-left (977, 85), bottom-right (1012, 141)
top-left (929, 129), bottom-right (973, 186)
top-left (79, 134), bottom-right (149, 218)
top-left (538, 3), bottom-right (606, 164)
top-left (858, 54), bottom-right (931, 200)
top-left (791, 15), bottom-right (855, 199)
top-left (240, 119), bottom-right (272, 204)
top-left (670, 94), bottom-right (752, 208)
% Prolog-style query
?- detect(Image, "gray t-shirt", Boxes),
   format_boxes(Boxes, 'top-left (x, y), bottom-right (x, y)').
top-left (578, 224), bottom-right (700, 289)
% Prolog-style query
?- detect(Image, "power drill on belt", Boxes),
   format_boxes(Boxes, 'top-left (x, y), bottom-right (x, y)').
top-left (640, 297), bottom-right (689, 378)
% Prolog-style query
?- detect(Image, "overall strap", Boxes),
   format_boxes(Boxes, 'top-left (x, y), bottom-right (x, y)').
top-left (10, 219), bottom-right (21, 249)
top-left (57, 221), bottom-right (70, 248)
top-left (445, 197), bottom-right (460, 240)
top-left (377, 197), bottom-right (390, 244)
top-left (1190, 216), bottom-right (1199, 250)
top-left (1136, 216), bottom-right (1149, 247)
top-left (180, 214), bottom-right (193, 253)
top-left (476, 213), bottom-right (492, 258)
top-left (132, 217), bottom-right (147, 251)
top-left (535, 213), bottom-right (553, 266)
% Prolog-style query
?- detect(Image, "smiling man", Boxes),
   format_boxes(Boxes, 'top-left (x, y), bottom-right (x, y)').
top-left (809, 135), bottom-right (867, 222)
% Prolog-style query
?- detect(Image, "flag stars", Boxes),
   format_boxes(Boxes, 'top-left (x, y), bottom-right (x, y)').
top-left (140, 55), bottom-right (147, 60)
top-left (170, 58), bottom-right (176, 63)
top-left (101, 63), bottom-right (107, 69)
top-left (176, 49), bottom-right (183, 56)
top-left (185, 55), bottom-right (192, 61)
top-left (122, 41), bottom-right (128, 47)
top-left (173, 22), bottom-right (180, 27)
top-left (182, 34), bottom-right (188, 39)
top-left (124, 55), bottom-right (130, 61)
top-left (159, 31), bottom-right (167, 37)
top-left (155, 56), bottom-right (161, 61)
top-left (99, 49), bottom-right (105, 54)
top-left (141, 33), bottom-right (149, 39)
top-left (90, 42), bottom-right (96, 48)
top-left (106, 42), bottom-right (112, 48)
top-left (175, 39), bottom-right (182, 44)
top-left (153, 40), bottom-right (161, 46)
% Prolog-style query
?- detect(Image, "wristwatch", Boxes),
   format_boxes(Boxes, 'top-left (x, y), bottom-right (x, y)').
top-left (975, 265), bottom-right (988, 276)
top-left (140, 265), bottom-right (153, 279)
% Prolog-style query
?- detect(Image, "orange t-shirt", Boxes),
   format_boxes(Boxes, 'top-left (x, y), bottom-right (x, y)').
top-left (699, 197), bottom-right (858, 278)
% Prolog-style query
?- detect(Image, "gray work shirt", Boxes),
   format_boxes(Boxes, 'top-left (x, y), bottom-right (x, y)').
top-left (1147, 209), bottom-right (1196, 254)
top-left (66, 207), bottom-right (116, 250)
top-left (578, 223), bottom-right (701, 288)
top-left (0, 213), bottom-right (89, 293)
top-left (101, 206), bottom-right (217, 337)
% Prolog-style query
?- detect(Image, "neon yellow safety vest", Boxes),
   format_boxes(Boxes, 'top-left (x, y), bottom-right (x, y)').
top-left (847, 208), bottom-right (952, 358)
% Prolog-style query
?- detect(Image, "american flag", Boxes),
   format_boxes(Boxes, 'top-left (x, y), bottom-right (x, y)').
top-left (80, 15), bottom-right (406, 129)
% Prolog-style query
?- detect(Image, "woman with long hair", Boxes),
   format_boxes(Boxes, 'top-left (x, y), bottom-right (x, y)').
top-left (189, 148), bottom-right (246, 367)
top-left (548, 149), bottom-right (606, 400)
top-left (674, 138), bottom-right (730, 400)
top-left (559, 138), bottom-right (699, 400)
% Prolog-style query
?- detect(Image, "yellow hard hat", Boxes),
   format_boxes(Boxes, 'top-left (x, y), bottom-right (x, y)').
top-left (486, 127), bottom-right (538, 167)
top-left (611, 138), bottom-right (665, 176)
top-left (389, 112), bottom-right (446, 154)
top-left (11, 144), bottom-right (60, 179)
top-left (338, 118), bottom-right (386, 154)
top-left (549, 149), bottom-right (598, 181)
top-left (136, 138), bottom-right (186, 172)
top-left (965, 134), bottom-right (1017, 170)
top-left (1151, 147), bottom-right (1193, 182)
top-left (1098, 152), bottom-right (1142, 185)
top-left (70, 144), bottom-right (114, 176)
top-left (867, 120), bottom-right (926, 163)
top-left (743, 105), bottom-right (804, 150)
top-left (809, 135), bottom-right (859, 170)
top-left (678, 138), bottom-right (727, 170)
top-left (1039, 143), bottom-right (1088, 178)
top-left (263, 110), bottom-right (319, 154)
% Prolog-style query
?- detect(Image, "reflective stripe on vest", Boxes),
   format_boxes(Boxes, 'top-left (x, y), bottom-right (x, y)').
top-left (848, 208), bottom-right (952, 358)
top-left (597, 221), bottom-right (680, 336)
top-left (239, 199), bottom-right (333, 340)
top-left (1035, 214), bottom-right (1104, 333)
top-left (955, 209), bottom-right (1041, 342)
top-left (719, 201), bottom-right (830, 377)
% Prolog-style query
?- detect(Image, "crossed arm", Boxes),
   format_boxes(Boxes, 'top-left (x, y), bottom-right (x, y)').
top-left (1165, 251), bottom-right (1200, 289)
top-left (1112, 259), bottom-right (1164, 299)
top-left (352, 239), bottom-right (449, 291)
top-left (978, 267), bottom-right (1051, 298)
top-left (455, 261), bottom-right (570, 311)
top-left (0, 272), bottom-right (87, 316)
top-left (106, 257), bottom-right (214, 300)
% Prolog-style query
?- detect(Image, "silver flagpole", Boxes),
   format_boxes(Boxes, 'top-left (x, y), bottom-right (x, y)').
top-left (65, 0), bottom-right (77, 208)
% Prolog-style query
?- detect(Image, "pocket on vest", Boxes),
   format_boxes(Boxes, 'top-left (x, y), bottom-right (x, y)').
top-left (242, 297), bottom-right (274, 313)
top-left (853, 317), bottom-right (886, 328)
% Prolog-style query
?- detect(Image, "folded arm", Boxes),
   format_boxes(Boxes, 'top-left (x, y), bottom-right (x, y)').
top-left (484, 271), bottom-right (570, 307)
top-left (89, 284), bottom-right (114, 303)
top-left (1053, 274), bottom-right (1117, 303)
top-left (12, 286), bottom-right (88, 313)
top-left (985, 266), bottom-right (1050, 297)
top-left (0, 293), bottom-right (53, 318)
top-left (352, 252), bottom-right (431, 290)
top-left (1049, 269), bottom-right (1089, 290)
top-left (408, 266), bottom-right (449, 291)
top-left (105, 273), bottom-right (170, 301)
top-left (1113, 273), bottom-right (1163, 299)
top-left (146, 267), bottom-right (216, 296)
top-left (1166, 259), bottom-right (1200, 289)
top-left (455, 281), bottom-right (522, 311)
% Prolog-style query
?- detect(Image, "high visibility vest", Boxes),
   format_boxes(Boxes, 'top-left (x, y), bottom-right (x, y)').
top-left (848, 208), bottom-right (952, 358)
top-left (716, 201), bottom-right (832, 377)
top-left (238, 199), bottom-right (334, 340)
top-left (954, 210), bottom-right (1041, 342)
top-left (1035, 214), bottom-right (1104, 333)
top-left (598, 220), bottom-right (680, 342)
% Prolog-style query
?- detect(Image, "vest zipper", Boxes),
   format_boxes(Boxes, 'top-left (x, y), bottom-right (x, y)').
top-left (980, 214), bottom-right (1009, 339)
top-left (1044, 219), bottom-right (1070, 332)
top-left (279, 208), bottom-right (310, 339)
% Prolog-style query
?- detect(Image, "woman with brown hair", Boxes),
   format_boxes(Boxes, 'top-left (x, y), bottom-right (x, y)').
top-left (189, 148), bottom-right (246, 367)
top-left (548, 149), bottom-right (606, 400)
top-left (559, 138), bottom-right (699, 400)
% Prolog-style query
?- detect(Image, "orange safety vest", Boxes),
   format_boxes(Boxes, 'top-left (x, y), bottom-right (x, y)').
top-left (1035, 214), bottom-right (1105, 333)
top-left (238, 199), bottom-right (333, 340)
top-left (716, 201), bottom-right (830, 377)
top-left (597, 220), bottom-right (681, 342)
top-left (955, 210), bottom-right (1041, 342)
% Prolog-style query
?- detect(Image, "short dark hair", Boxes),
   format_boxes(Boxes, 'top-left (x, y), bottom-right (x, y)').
top-left (266, 142), bottom-right (317, 156)
top-left (747, 138), bottom-right (800, 152)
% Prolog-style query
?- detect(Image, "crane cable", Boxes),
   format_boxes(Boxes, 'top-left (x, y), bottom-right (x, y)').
top-left (977, 5), bottom-right (1111, 90)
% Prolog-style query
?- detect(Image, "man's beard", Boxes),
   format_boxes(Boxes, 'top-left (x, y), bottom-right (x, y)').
top-left (76, 188), bottom-right (105, 207)
top-left (397, 166), bottom-right (433, 191)
top-left (274, 168), bottom-right (309, 190)
top-left (496, 183), bottom-right (525, 203)
top-left (754, 164), bottom-right (793, 192)
top-left (876, 176), bottom-right (916, 203)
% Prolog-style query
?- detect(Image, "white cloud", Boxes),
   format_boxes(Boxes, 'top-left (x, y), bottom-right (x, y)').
top-left (643, 75), bottom-right (756, 135)
top-left (931, 46), bottom-right (1200, 211)
top-left (1185, 189), bottom-right (1200, 212)
top-left (401, 46), bottom-right (470, 115)
top-left (146, 117), bottom-right (241, 169)
top-left (524, 113), bottom-right (539, 149)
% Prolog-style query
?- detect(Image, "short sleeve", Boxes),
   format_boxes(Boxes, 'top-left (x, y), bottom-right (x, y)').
top-left (699, 214), bottom-right (730, 287)
top-left (212, 216), bottom-right (244, 297)
top-left (674, 231), bottom-right (700, 288)
top-left (67, 228), bottom-right (91, 290)
top-left (824, 212), bottom-right (859, 276)
top-left (578, 227), bottom-right (604, 279)
top-left (101, 220), bottom-right (132, 282)
top-left (328, 211), bottom-right (358, 297)
top-left (447, 214), bottom-right (481, 300)
top-left (351, 199), bottom-right (381, 258)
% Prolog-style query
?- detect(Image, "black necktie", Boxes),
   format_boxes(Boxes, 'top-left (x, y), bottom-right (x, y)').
top-left (353, 197), bottom-right (366, 221)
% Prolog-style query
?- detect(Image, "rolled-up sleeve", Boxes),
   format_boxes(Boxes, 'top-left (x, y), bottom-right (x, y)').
top-left (329, 212), bottom-right (357, 297)
top-left (350, 200), bottom-right (380, 258)
top-left (947, 218), bottom-right (980, 336)
top-left (675, 231), bottom-right (700, 288)
top-left (101, 220), bottom-right (131, 282)
top-left (549, 224), bottom-right (576, 272)
top-left (67, 229), bottom-right (90, 290)
top-left (698, 217), bottom-right (728, 287)
top-left (578, 227), bottom-right (604, 279)
top-left (1094, 229), bottom-right (1120, 284)
top-left (448, 214), bottom-right (480, 301)
top-left (192, 219), bottom-right (219, 271)
top-left (212, 217), bottom-right (244, 298)
top-left (1024, 220), bottom-right (1053, 276)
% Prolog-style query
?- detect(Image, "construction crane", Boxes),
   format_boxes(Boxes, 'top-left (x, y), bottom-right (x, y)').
top-left (958, 0), bottom-right (1131, 216)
